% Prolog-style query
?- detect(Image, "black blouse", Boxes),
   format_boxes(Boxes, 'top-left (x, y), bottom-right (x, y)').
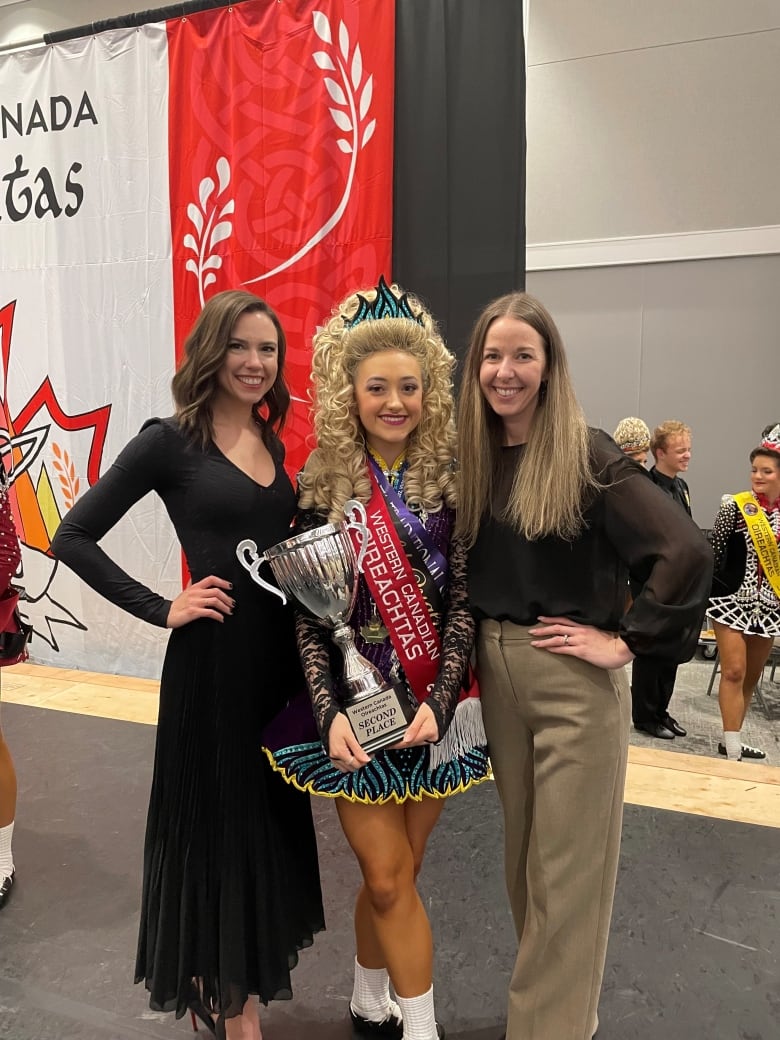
top-left (468, 430), bottom-right (713, 663)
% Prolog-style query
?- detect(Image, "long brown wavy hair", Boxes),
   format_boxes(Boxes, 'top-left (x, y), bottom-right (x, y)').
top-left (457, 292), bottom-right (597, 545)
top-left (298, 282), bottom-right (457, 523)
top-left (171, 290), bottom-right (291, 447)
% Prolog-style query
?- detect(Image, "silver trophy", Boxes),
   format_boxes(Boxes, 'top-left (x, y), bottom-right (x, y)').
top-left (236, 501), bottom-right (416, 753)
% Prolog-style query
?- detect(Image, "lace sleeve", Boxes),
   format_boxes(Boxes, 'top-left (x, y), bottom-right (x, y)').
top-left (293, 507), bottom-right (343, 750)
top-left (295, 613), bottom-right (342, 750)
top-left (426, 534), bottom-right (475, 738)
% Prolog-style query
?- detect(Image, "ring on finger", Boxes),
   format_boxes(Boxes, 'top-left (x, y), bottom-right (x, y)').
top-left (563, 633), bottom-right (569, 646)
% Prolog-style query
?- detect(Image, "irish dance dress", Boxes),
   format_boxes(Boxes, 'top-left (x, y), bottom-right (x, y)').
top-left (709, 491), bottom-right (780, 636)
top-left (262, 455), bottom-right (490, 803)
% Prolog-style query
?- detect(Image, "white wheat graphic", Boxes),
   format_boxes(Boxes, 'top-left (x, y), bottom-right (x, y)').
top-left (243, 9), bottom-right (375, 286)
top-left (183, 157), bottom-right (235, 306)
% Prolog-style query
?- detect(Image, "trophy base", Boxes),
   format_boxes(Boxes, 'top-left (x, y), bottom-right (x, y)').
top-left (344, 681), bottom-right (417, 755)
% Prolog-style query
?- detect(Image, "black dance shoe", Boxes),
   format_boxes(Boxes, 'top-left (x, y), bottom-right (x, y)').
top-left (718, 741), bottom-right (766, 760)
top-left (349, 1003), bottom-right (445, 1039)
top-left (633, 721), bottom-right (675, 740)
top-left (349, 1004), bottom-right (403, 1038)
top-left (664, 714), bottom-right (687, 737)
top-left (0, 869), bottom-right (14, 910)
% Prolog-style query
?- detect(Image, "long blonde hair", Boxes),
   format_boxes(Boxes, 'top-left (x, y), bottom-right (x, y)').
top-left (299, 283), bottom-right (457, 522)
top-left (457, 292), bottom-right (597, 545)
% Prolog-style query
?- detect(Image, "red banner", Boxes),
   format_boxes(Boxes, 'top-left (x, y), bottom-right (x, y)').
top-left (167, 0), bottom-right (395, 472)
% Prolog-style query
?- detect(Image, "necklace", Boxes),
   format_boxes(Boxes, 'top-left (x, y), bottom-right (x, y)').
top-left (368, 447), bottom-right (407, 493)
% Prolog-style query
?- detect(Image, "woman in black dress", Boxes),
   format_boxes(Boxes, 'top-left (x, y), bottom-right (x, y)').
top-left (52, 290), bottom-right (324, 1039)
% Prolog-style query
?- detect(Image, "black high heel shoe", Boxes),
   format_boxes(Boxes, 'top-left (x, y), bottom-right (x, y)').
top-left (188, 986), bottom-right (217, 1036)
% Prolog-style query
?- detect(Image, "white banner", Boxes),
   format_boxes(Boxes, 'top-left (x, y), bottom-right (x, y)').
top-left (1, 26), bottom-right (177, 677)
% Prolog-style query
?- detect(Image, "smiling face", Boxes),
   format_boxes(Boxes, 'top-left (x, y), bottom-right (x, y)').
top-left (655, 433), bottom-right (692, 476)
top-left (215, 310), bottom-right (279, 409)
top-left (353, 349), bottom-right (423, 464)
top-left (478, 316), bottom-right (547, 444)
top-left (751, 452), bottom-right (780, 503)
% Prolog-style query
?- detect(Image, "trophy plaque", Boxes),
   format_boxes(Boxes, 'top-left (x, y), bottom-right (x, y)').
top-left (237, 501), bottom-right (416, 754)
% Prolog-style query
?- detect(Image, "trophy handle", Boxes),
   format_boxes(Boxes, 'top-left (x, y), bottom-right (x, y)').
top-left (343, 499), bottom-right (369, 571)
top-left (236, 539), bottom-right (287, 605)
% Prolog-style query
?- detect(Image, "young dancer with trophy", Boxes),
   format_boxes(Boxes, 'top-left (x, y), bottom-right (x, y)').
top-left (257, 277), bottom-right (489, 1040)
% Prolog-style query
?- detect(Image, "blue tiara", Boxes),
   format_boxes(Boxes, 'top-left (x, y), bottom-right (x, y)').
top-left (342, 275), bottom-right (424, 328)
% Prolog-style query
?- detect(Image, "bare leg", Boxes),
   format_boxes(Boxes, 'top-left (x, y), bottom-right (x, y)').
top-left (0, 721), bottom-right (17, 893)
top-left (0, 729), bottom-right (16, 829)
top-left (352, 797), bottom-right (444, 971)
top-left (714, 623), bottom-right (749, 732)
top-left (223, 998), bottom-right (262, 1040)
top-left (742, 634), bottom-right (773, 724)
top-left (336, 798), bottom-right (440, 998)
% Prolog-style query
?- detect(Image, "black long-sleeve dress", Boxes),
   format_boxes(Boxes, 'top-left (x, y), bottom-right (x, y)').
top-left (51, 417), bottom-right (325, 1020)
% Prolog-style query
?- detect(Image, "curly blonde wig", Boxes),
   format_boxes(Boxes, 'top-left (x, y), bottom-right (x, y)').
top-left (298, 282), bottom-right (457, 522)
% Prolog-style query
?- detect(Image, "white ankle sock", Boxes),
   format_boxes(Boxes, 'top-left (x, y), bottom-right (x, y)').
top-left (351, 958), bottom-right (396, 1022)
top-left (0, 821), bottom-right (13, 878)
top-left (397, 986), bottom-right (436, 1040)
top-left (723, 731), bottom-right (743, 760)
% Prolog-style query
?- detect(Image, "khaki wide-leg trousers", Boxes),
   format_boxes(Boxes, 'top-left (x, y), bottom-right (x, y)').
top-left (477, 620), bottom-right (630, 1040)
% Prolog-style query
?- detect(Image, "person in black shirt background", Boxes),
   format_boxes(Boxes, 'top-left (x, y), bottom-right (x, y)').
top-left (630, 420), bottom-right (695, 739)
top-left (457, 292), bottom-right (711, 1040)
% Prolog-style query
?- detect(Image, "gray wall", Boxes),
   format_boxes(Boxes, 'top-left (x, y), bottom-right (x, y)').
top-left (525, 1), bottom-right (780, 527)
top-left (0, 1), bottom-right (155, 47)
top-left (527, 256), bottom-right (778, 527)
top-left (526, 0), bottom-right (780, 242)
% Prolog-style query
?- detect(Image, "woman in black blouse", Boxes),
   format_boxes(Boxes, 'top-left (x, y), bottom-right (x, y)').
top-left (457, 292), bottom-right (712, 1040)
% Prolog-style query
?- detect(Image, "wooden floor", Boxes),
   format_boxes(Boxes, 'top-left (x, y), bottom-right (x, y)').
top-left (4, 661), bottom-right (780, 830)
